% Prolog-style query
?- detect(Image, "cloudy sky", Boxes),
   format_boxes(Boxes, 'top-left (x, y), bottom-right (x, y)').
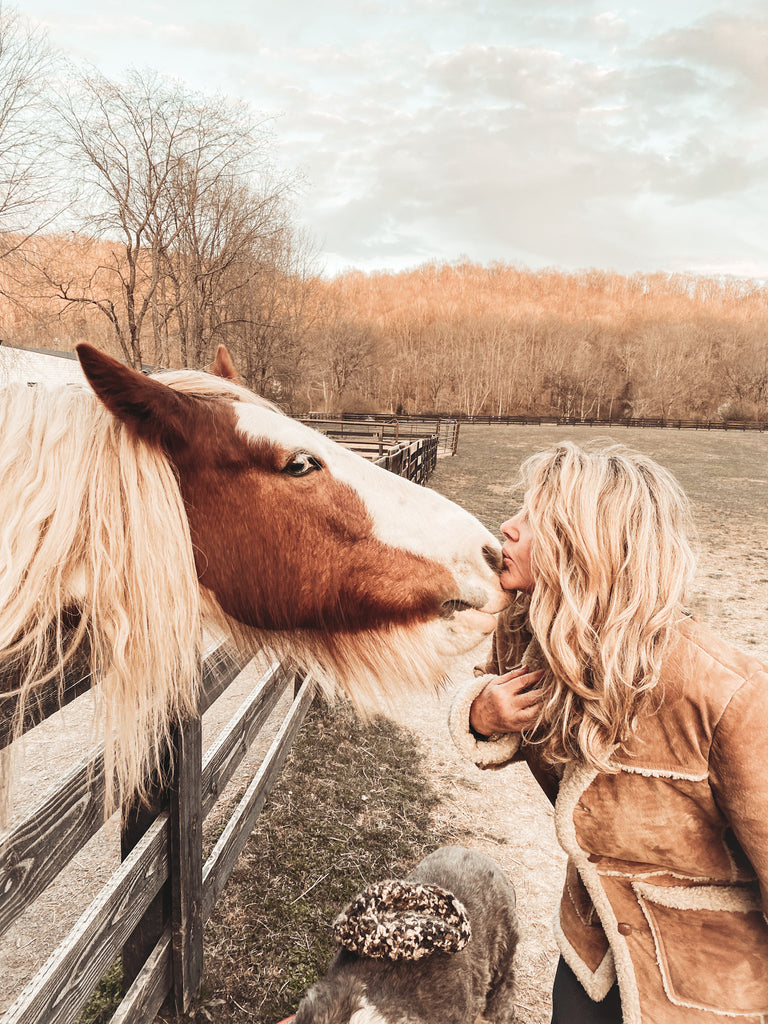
top-left (18, 0), bottom-right (768, 278)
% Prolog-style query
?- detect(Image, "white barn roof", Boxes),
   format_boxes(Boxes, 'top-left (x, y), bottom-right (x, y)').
top-left (0, 345), bottom-right (85, 386)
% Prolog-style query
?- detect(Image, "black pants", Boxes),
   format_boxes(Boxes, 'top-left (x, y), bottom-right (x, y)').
top-left (551, 957), bottom-right (623, 1024)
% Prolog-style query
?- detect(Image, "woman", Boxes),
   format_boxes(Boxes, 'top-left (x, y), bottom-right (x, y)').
top-left (448, 440), bottom-right (768, 1024)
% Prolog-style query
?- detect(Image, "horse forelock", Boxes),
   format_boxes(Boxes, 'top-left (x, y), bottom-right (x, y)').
top-left (154, 366), bottom-right (278, 410)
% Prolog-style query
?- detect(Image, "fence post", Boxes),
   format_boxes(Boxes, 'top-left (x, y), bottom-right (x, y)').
top-left (169, 710), bottom-right (204, 1013)
top-left (120, 680), bottom-right (204, 1013)
top-left (121, 797), bottom-right (170, 992)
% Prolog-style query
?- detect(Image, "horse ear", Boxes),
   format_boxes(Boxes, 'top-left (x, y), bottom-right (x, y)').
top-left (208, 345), bottom-right (242, 382)
top-left (76, 343), bottom-right (196, 450)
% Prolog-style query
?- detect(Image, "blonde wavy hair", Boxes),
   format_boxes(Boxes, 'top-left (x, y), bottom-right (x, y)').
top-left (520, 440), bottom-right (696, 771)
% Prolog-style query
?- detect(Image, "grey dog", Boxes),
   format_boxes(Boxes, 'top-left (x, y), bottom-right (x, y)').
top-left (293, 845), bottom-right (519, 1024)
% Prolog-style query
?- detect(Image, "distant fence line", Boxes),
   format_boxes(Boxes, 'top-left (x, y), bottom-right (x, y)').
top-left (463, 415), bottom-right (768, 431)
top-left (315, 411), bottom-right (767, 433)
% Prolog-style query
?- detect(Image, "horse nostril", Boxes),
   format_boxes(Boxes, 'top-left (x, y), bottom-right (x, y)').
top-left (482, 543), bottom-right (503, 574)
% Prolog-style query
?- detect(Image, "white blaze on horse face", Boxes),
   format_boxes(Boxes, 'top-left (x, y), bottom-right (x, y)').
top-left (232, 404), bottom-right (508, 635)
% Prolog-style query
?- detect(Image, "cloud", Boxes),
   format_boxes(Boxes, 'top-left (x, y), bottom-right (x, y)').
top-left (273, 24), bottom-right (768, 276)
top-left (21, 0), bottom-right (768, 277)
top-left (647, 13), bottom-right (768, 99)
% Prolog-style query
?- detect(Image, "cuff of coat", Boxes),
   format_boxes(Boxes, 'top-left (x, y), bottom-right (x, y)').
top-left (448, 673), bottom-right (522, 767)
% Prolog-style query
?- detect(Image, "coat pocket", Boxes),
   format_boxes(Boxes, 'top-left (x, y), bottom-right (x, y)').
top-left (633, 881), bottom-right (768, 1014)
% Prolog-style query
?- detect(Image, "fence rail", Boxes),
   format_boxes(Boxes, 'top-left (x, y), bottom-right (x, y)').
top-left (374, 436), bottom-right (438, 484)
top-left (0, 644), bottom-right (303, 1024)
top-left (0, 440), bottom-right (434, 1024)
top-left (458, 414), bottom-right (768, 431)
top-left (303, 415), bottom-right (460, 457)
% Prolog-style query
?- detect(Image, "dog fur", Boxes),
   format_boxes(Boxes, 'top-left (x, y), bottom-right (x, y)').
top-left (294, 845), bottom-right (519, 1024)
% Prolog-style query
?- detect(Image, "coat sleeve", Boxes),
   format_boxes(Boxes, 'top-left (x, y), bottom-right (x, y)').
top-left (450, 604), bottom-right (530, 767)
top-left (448, 669), bottom-right (562, 803)
top-left (449, 598), bottom-right (563, 803)
top-left (709, 667), bottom-right (768, 921)
top-left (448, 671), bottom-right (523, 766)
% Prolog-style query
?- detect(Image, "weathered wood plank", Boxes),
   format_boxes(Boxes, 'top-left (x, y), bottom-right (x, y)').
top-left (201, 675), bottom-right (315, 922)
top-left (200, 660), bottom-right (290, 818)
top-left (0, 655), bottom-right (92, 751)
top-left (0, 638), bottom-right (249, 753)
top-left (0, 653), bottom-right (308, 1022)
top-left (114, 660), bottom-right (295, 1017)
top-left (199, 641), bottom-right (253, 715)
top-left (0, 749), bottom-right (111, 938)
top-left (2, 814), bottom-right (169, 1024)
top-left (108, 929), bottom-right (172, 1024)
top-left (0, 641), bottom-right (252, 941)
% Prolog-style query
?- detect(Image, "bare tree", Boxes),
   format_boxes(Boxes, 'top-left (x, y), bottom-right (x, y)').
top-left (222, 229), bottom-right (318, 408)
top-left (722, 326), bottom-right (768, 422)
top-left (156, 169), bottom-right (302, 369)
top-left (0, 9), bottom-right (58, 277)
top-left (45, 67), bottom-right (282, 367)
top-left (308, 293), bottom-right (380, 411)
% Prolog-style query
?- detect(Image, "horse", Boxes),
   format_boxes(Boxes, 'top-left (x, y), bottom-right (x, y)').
top-left (0, 343), bottom-right (507, 820)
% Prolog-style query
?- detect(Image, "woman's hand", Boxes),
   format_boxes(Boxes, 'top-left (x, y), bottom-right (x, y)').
top-left (470, 665), bottom-right (545, 737)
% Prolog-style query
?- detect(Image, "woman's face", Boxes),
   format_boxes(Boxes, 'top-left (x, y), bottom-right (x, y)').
top-left (499, 510), bottom-right (535, 593)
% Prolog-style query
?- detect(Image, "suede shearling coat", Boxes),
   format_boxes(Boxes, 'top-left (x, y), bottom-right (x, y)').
top-left (449, 602), bottom-right (768, 1023)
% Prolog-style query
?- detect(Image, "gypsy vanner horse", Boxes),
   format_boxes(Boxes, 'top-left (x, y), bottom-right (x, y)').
top-left (0, 344), bottom-right (506, 820)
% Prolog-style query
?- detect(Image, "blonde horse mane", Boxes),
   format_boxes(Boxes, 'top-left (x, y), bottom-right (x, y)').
top-left (0, 379), bottom-right (202, 820)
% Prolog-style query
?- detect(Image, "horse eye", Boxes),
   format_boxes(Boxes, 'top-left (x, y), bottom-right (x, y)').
top-left (283, 452), bottom-right (322, 477)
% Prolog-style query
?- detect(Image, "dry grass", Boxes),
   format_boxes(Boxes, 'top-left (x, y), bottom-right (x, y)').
top-left (160, 698), bottom-right (468, 1024)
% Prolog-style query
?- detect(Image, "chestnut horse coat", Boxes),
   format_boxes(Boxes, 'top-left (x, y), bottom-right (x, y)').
top-left (450, 606), bottom-right (768, 1023)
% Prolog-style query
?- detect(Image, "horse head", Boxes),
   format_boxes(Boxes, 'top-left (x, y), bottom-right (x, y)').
top-left (75, 343), bottom-right (506, 703)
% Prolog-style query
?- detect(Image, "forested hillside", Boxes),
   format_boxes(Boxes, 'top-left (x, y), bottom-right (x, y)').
top-left (4, 248), bottom-right (766, 423)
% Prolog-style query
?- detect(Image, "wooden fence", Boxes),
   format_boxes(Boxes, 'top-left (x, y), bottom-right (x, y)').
top-left (303, 415), bottom-right (460, 457)
top-left (0, 643), bottom-right (312, 1024)
top-left (374, 435), bottom-right (438, 485)
top-left (317, 410), bottom-right (767, 434)
top-left (0, 438), bottom-right (439, 1024)
top-left (413, 413), bottom-right (766, 432)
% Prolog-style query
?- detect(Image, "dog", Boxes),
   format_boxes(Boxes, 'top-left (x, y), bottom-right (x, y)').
top-left (293, 845), bottom-right (519, 1024)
